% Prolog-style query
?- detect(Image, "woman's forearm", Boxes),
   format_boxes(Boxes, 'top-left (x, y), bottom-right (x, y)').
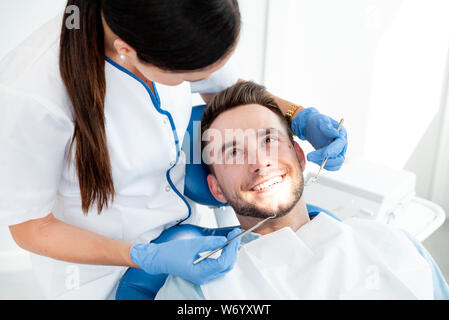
top-left (269, 93), bottom-right (304, 119)
top-left (9, 213), bottom-right (140, 268)
top-left (238, 78), bottom-right (305, 119)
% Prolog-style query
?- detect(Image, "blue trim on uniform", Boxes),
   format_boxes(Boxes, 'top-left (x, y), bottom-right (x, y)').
top-left (105, 57), bottom-right (191, 223)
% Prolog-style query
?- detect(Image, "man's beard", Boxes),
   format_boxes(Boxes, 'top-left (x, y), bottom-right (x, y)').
top-left (220, 165), bottom-right (305, 219)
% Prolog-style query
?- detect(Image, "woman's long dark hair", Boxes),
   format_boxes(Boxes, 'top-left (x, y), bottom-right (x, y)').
top-left (59, 0), bottom-right (241, 214)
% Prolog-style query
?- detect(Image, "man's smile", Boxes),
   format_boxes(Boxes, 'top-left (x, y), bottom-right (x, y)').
top-left (249, 174), bottom-right (287, 193)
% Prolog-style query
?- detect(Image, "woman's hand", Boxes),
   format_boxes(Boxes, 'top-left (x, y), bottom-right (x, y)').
top-left (291, 107), bottom-right (348, 171)
top-left (130, 228), bottom-right (242, 285)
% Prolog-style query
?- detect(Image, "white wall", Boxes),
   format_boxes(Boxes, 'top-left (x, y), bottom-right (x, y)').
top-left (0, 0), bottom-right (66, 60)
top-left (429, 70), bottom-right (449, 210)
top-left (193, 0), bottom-right (269, 105)
top-left (231, 0), bottom-right (268, 84)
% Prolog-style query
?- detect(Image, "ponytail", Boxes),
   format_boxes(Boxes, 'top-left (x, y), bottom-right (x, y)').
top-left (60, 0), bottom-right (114, 214)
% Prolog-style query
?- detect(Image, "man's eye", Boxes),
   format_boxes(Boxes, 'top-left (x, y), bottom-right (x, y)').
top-left (227, 149), bottom-right (242, 159)
top-left (264, 136), bottom-right (278, 144)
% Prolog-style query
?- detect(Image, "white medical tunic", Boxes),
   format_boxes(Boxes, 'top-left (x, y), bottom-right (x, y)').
top-left (0, 15), bottom-right (238, 299)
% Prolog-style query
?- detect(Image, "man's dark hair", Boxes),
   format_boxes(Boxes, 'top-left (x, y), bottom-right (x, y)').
top-left (201, 81), bottom-right (295, 173)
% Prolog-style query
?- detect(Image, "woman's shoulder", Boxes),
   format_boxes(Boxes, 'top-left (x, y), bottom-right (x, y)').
top-left (0, 13), bottom-right (63, 83)
top-left (0, 14), bottom-right (74, 125)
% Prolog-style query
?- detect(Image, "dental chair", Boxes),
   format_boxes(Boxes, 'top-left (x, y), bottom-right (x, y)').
top-left (115, 105), bottom-right (338, 300)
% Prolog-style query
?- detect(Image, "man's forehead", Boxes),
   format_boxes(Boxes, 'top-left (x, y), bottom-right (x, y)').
top-left (209, 104), bottom-right (285, 133)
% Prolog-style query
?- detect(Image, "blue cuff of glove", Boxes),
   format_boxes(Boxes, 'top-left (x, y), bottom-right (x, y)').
top-left (291, 107), bottom-right (320, 141)
top-left (129, 243), bottom-right (160, 275)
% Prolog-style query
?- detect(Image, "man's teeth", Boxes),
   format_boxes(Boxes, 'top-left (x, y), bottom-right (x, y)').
top-left (252, 176), bottom-right (283, 191)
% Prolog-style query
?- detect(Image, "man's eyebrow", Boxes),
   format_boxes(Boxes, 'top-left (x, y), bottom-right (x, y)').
top-left (259, 128), bottom-right (285, 136)
top-left (220, 128), bottom-right (285, 153)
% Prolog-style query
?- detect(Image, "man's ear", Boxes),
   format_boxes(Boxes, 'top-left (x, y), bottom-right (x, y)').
top-left (293, 140), bottom-right (306, 171)
top-left (207, 174), bottom-right (228, 204)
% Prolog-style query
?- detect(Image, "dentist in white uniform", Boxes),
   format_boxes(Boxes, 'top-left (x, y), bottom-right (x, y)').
top-left (0, 0), bottom-right (348, 299)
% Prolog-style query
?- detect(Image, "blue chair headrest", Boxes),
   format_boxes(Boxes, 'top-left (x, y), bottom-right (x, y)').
top-left (182, 105), bottom-right (228, 207)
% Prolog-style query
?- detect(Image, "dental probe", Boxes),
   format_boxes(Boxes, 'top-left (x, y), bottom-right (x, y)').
top-left (305, 118), bottom-right (344, 186)
top-left (193, 213), bottom-right (277, 265)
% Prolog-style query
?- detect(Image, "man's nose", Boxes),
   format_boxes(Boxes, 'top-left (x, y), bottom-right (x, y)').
top-left (248, 150), bottom-right (275, 175)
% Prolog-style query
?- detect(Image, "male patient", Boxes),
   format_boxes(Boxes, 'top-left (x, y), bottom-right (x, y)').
top-left (156, 81), bottom-right (449, 300)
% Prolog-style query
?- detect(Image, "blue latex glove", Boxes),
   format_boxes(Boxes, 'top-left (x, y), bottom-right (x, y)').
top-left (291, 107), bottom-right (348, 171)
top-left (129, 228), bottom-right (242, 285)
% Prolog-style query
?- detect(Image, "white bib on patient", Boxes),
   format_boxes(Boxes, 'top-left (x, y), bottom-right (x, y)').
top-left (200, 213), bottom-right (434, 300)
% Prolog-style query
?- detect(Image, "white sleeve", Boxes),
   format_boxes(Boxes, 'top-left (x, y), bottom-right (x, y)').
top-left (0, 87), bottom-right (73, 226)
top-left (190, 59), bottom-right (239, 94)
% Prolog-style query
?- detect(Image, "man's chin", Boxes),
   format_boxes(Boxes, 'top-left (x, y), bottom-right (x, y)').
top-left (222, 171), bottom-right (304, 219)
top-left (231, 187), bottom-right (303, 219)
top-left (230, 199), bottom-right (297, 220)
top-left (244, 192), bottom-right (298, 217)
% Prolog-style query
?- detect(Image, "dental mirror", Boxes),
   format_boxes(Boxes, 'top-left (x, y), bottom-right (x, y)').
top-left (193, 199), bottom-right (278, 265)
